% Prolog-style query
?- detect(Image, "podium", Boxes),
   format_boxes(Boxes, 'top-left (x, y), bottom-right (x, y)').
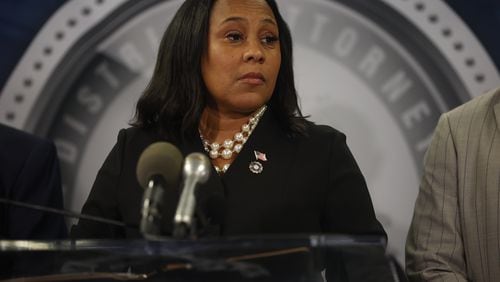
top-left (0, 234), bottom-right (399, 281)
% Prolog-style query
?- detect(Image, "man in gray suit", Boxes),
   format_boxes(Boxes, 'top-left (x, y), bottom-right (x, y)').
top-left (406, 87), bottom-right (500, 281)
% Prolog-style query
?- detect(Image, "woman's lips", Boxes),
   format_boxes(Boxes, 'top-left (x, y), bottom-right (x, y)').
top-left (239, 72), bottom-right (265, 85)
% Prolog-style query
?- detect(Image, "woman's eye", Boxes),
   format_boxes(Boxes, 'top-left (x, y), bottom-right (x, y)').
top-left (261, 35), bottom-right (279, 45)
top-left (226, 32), bottom-right (244, 42)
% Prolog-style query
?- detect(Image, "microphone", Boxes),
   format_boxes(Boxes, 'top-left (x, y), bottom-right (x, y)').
top-left (136, 142), bottom-right (183, 239)
top-left (173, 152), bottom-right (211, 239)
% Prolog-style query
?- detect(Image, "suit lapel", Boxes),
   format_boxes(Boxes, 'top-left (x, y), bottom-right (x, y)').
top-left (223, 110), bottom-right (298, 197)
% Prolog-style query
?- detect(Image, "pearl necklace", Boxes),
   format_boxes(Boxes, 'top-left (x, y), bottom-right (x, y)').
top-left (200, 105), bottom-right (267, 174)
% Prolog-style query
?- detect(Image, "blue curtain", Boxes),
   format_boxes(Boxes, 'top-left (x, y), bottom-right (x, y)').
top-left (0, 0), bottom-right (66, 89)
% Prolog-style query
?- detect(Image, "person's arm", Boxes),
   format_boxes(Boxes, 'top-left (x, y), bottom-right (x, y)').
top-left (323, 130), bottom-right (385, 236)
top-left (71, 130), bottom-right (127, 239)
top-left (322, 130), bottom-right (386, 281)
top-left (406, 113), bottom-right (467, 281)
top-left (9, 139), bottom-right (67, 239)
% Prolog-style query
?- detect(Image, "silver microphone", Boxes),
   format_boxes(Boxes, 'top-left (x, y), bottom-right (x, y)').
top-left (173, 152), bottom-right (211, 238)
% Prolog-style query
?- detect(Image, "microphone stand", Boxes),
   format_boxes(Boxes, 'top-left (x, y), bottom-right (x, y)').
top-left (173, 218), bottom-right (197, 239)
top-left (0, 198), bottom-right (129, 228)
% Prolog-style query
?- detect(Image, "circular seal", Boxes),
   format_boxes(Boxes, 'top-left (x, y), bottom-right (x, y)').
top-left (0, 0), bottom-right (498, 263)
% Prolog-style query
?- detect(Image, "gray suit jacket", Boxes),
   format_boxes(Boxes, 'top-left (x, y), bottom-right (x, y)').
top-left (406, 87), bottom-right (500, 281)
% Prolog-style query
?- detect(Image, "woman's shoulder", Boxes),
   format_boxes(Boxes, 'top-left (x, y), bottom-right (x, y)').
top-left (302, 120), bottom-right (346, 142)
top-left (112, 126), bottom-right (163, 153)
top-left (117, 126), bottom-right (160, 142)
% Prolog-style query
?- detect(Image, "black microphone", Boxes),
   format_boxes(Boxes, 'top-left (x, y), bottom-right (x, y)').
top-left (173, 152), bottom-right (211, 239)
top-left (136, 142), bottom-right (183, 239)
top-left (0, 198), bottom-right (132, 229)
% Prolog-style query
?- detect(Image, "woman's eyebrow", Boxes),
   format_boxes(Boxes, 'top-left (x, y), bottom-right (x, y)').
top-left (219, 16), bottom-right (277, 26)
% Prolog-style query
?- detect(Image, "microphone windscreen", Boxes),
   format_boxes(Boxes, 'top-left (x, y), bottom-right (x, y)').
top-left (136, 142), bottom-right (183, 189)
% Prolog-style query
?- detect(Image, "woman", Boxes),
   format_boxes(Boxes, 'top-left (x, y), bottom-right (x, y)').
top-left (72, 0), bottom-right (384, 248)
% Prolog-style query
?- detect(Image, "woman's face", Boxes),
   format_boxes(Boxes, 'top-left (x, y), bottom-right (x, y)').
top-left (202, 0), bottom-right (281, 115)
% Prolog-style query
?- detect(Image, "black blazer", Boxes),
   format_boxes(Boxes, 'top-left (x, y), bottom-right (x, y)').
top-left (72, 111), bottom-right (384, 240)
top-left (0, 124), bottom-right (67, 239)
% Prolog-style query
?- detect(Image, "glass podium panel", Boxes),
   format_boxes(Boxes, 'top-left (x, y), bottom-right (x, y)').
top-left (0, 235), bottom-right (397, 281)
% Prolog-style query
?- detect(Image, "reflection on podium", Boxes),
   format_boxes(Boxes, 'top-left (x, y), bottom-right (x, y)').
top-left (0, 235), bottom-right (399, 281)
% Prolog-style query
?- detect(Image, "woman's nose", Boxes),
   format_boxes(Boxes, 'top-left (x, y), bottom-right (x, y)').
top-left (243, 41), bottom-right (265, 63)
